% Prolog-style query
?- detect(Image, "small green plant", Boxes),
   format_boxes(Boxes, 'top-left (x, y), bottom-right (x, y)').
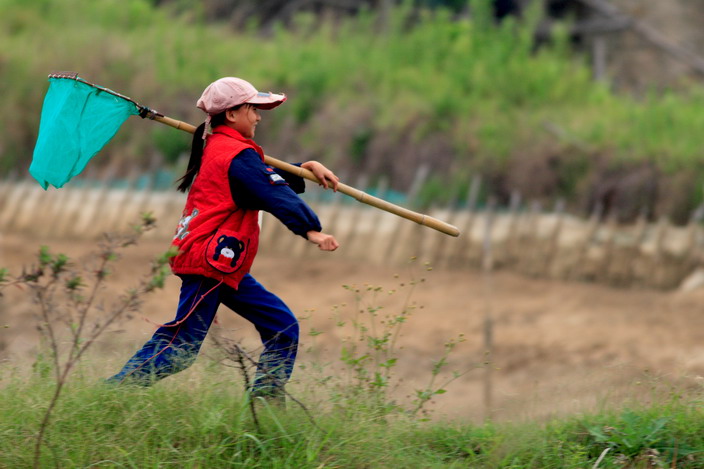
top-left (587, 411), bottom-right (670, 459)
top-left (410, 333), bottom-right (467, 418)
top-left (585, 409), bottom-right (701, 467)
top-left (0, 213), bottom-right (176, 469)
top-left (323, 258), bottom-right (468, 417)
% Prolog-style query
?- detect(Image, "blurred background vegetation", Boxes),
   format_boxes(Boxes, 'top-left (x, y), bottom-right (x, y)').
top-left (1, 0), bottom-right (703, 222)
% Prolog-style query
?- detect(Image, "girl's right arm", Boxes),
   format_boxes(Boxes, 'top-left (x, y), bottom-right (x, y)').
top-left (228, 149), bottom-right (339, 250)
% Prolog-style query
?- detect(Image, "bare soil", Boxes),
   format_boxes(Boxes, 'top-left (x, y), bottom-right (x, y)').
top-left (1, 234), bottom-right (703, 423)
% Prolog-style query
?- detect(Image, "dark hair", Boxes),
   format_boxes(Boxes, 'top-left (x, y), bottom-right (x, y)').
top-left (176, 105), bottom-right (243, 192)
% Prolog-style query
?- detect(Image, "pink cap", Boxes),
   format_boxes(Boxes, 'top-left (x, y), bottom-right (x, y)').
top-left (196, 77), bottom-right (286, 115)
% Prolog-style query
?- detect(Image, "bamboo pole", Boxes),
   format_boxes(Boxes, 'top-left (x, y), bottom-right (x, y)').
top-left (150, 115), bottom-right (460, 237)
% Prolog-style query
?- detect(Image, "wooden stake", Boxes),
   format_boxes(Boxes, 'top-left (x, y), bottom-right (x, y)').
top-left (482, 197), bottom-right (497, 422)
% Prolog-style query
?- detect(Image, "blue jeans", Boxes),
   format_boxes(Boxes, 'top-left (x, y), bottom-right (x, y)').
top-left (107, 274), bottom-right (299, 394)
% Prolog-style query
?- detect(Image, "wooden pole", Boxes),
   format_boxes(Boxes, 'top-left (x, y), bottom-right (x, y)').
top-left (150, 115), bottom-right (460, 237)
top-left (505, 190), bottom-right (522, 265)
top-left (592, 36), bottom-right (608, 82)
top-left (451, 175), bottom-right (482, 267)
top-left (388, 165), bottom-right (429, 264)
top-left (544, 198), bottom-right (566, 277)
top-left (481, 197), bottom-right (497, 422)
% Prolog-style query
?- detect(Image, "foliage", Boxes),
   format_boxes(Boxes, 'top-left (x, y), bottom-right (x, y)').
top-left (0, 213), bottom-right (176, 468)
top-left (2, 0), bottom-right (704, 215)
top-left (324, 259), bottom-right (468, 418)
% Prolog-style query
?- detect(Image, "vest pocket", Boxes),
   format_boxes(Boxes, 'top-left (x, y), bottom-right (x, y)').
top-left (205, 229), bottom-right (250, 274)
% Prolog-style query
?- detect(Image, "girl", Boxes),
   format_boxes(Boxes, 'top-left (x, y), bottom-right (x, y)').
top-left (107, 77), bottom-right (340, 400)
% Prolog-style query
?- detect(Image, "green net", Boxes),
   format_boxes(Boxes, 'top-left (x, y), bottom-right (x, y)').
top-left (30, 76), bottom-right (139, 189)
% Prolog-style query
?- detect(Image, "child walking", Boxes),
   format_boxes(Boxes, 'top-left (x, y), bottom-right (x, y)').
top-left (107, 77), bottom-right (340, 400)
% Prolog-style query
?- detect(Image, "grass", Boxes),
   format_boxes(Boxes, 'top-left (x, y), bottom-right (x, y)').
top-left (0, 364), bottom-right (702, 468)
top-left (1, 237), bottom-right (703, 468)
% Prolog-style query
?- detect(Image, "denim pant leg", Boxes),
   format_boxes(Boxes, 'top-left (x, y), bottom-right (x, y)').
top-left (220, 274), bottom-right (299, 393)
top-left (107, 275), bottom-right (221, 385)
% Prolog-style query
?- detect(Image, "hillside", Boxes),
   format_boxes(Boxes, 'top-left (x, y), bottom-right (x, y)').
top-left (1, 0), bottom-right (704, 220)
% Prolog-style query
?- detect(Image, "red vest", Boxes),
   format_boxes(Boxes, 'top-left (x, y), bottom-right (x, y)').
top-left (169, 126), bottom-right (263, 289)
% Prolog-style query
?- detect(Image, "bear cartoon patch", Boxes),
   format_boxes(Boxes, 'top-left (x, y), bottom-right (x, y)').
top-left (212, 235), bottom-right (245, 268)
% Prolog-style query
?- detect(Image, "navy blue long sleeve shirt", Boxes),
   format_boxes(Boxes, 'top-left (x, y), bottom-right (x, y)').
top-left (228, 148), bottom-right (321, 238)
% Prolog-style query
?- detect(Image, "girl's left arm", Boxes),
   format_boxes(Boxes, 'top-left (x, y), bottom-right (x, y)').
top-left (301, 161), bottom-right (340, 191)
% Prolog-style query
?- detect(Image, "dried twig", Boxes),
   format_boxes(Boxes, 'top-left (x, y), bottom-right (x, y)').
top-left (0, 214), bottom-right (172, 469)
top-left (211, 335), bottom-right (321, 431)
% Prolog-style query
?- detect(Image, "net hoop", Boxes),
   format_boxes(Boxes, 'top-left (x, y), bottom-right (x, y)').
top-left (48, 72), bottom-right (163, 119)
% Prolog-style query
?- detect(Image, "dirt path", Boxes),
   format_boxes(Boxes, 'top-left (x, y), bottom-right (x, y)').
top-left (1, 234), bottom-right (703, 422)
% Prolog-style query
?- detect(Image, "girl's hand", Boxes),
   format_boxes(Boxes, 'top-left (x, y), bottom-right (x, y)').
top-left (306, 231), bottom-right (340, 251)
top-left (301, 161), bottom-right (340, 191)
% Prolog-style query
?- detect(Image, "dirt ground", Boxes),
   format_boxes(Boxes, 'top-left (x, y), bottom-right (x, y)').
top-left (1, 233), bottom-right (703, 423)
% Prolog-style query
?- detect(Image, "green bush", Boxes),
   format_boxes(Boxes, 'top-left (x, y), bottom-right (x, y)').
top-left (2, 0), bottom-right (704, 215)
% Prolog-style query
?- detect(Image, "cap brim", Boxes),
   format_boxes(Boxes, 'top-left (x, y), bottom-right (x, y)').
top-left (247, 92), bottom-right (287, 110)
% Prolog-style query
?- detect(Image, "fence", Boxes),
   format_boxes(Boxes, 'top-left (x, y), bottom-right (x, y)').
top-left (1, 178), bottom-right (703, 290)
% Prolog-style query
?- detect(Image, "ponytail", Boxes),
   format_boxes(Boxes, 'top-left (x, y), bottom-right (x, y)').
top-left (176, 107), bottom-right (240, 192)
top-left (176, 122), bottom-right (207, 192)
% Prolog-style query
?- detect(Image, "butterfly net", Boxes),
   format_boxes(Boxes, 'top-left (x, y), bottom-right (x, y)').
top-left (30, 75), bottom-right (140, 189)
